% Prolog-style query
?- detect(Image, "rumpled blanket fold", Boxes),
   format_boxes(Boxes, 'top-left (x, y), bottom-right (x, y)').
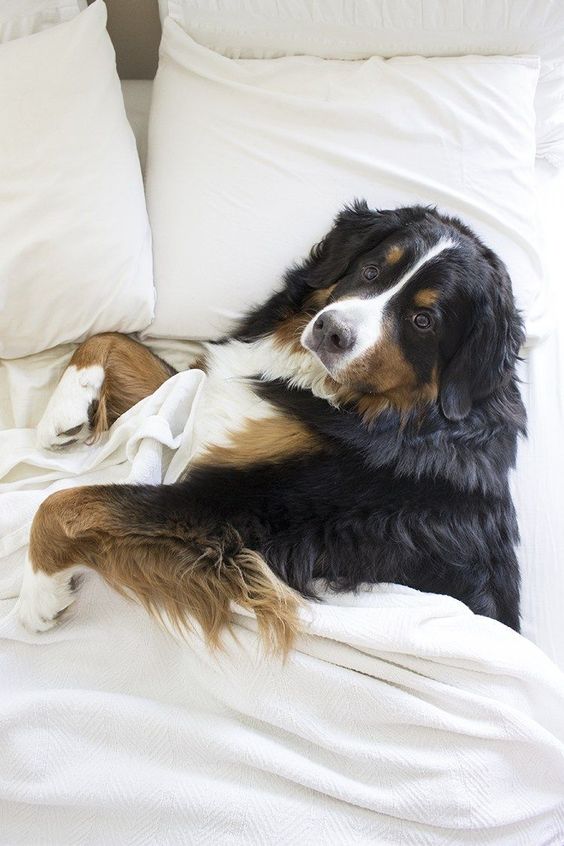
top-left (1, 370), bottom-right (563, 845)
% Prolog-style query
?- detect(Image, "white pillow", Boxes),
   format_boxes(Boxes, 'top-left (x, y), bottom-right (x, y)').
top-left (0, 0), bottom-right (155, 358)
top-left (0, 0), bottom-right (86, 42)
top-left (159, 0), bottom-right (564, 168)
top-left (145, 19), bottom-right (544, 343)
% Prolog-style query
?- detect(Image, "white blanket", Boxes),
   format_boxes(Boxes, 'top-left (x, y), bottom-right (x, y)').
top-left (1, 370), bottom-right (564, 845)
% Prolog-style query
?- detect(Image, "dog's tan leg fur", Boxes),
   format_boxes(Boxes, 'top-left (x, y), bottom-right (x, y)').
top-left (22, 486), bottom-right (301, 654)
top-left (30, 336), bottom-right (300, 651)
top-left (70, 333), bottom-right (176, 440)
top-left (36, 333), bottom-right (177, 450)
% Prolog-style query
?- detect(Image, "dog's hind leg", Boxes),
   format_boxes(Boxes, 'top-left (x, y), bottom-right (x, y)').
top-left (16, 484), bottom-right (301, 654)
top-left (36, 333), bottom-right (176, 450)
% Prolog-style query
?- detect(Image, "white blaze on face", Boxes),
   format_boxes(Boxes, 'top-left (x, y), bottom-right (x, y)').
top-left (302, 236), bottom-right (456, 369)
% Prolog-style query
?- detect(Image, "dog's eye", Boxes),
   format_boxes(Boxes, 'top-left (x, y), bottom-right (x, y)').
top-left (412, 312), bottom-right (434, 331)
top-left (362, 265), bottom-right (380, 282)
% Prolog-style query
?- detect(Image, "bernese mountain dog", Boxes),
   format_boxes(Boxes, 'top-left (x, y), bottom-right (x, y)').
top-left (16, 202), bottom-right (526, 652)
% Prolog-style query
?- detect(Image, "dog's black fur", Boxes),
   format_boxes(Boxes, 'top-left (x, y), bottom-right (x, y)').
top-left (169, 202), bottom-right (526, 629)
top-left (28, 202), bottom-right (526, 642)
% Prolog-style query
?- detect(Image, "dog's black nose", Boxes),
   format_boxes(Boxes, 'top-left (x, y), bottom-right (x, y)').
top-left (312, 310), bottom-right (356, 354)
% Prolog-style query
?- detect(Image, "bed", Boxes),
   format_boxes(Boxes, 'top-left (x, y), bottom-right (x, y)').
top-left (1, 3), bottom-right (564, 843)
top-left (3, 78), bottom-right (563, 667)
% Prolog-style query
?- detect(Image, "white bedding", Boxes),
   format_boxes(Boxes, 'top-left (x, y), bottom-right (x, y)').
top-left (0, 3), bottom-right (155, 359)
top-left (1, 370), bottom-right (564, 844)
top-left (1, 80), bottom-right (564, 842)
top-left (1, 81), bottom-right (563, 671)
top-left (145, 22), bottom-right (545, 342)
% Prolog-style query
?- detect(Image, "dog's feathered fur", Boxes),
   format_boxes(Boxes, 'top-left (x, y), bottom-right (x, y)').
top-left (19, 202), bottom-right (526, 649)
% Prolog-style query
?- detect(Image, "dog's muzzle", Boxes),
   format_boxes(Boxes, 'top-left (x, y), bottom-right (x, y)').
top-left (302, 309), bottom-right (356, 372)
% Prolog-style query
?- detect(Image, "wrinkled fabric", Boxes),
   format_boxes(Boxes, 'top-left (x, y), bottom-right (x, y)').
top-left (145, 22), bottom-right (544, 342)
top-left (1, 367), bottom-right (564, 845)
top-left (159, 0), bottom-right (564, 166)
top-left (0, 1), bottom-right (154, 358)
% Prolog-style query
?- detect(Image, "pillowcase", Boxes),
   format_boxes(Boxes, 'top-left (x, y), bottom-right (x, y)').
top-left (0, 0), bottom-right (86, 42)
top-left (145, 19), bottom-right (545, 343)
top-left (158, 0), bottom-right (564, 168)
top-left (0, 0), bottom-right (155, 358)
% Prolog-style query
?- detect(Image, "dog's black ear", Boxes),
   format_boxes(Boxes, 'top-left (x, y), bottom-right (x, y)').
top-left (303, 200), bottom-right (425, 289)
top-left (439, 251), bottom-right (524, 422)
top-left (439, 346), bottom-right (474, 422)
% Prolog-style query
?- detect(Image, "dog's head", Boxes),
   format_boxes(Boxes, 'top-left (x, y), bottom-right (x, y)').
top-left (299, 201), bottom-right (524, 421)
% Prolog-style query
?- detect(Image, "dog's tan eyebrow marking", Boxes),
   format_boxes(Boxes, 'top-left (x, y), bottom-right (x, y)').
top-left (413, 288), bottom-right (439, 308)
top-left (319, 237), bottom-right (455, 358)
top-left (386, 245), bottom-right (404, 265)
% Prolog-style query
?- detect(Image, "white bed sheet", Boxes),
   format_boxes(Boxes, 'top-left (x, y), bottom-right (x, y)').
top-left (0, 80), bottom-right (563, 842)
top-left (1, 368), bottom-right (563, 844)
top-left (0, 80), bottom-right (561, 670)
top-left (514, 161), bottom-right (564, 666)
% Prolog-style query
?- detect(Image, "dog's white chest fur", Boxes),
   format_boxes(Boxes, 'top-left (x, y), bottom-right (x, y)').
top-left (191, 337), bottom-right (330, 458)
top-left (191, 341), bottom-right (277, 456)
top-left (34, 335), bottom-right (331, 461)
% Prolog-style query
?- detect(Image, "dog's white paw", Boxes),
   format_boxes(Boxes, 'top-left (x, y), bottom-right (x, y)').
top-left (16, 557), bottom-right (80, 633)
top-left (37, 364), bottom-right (104, 450)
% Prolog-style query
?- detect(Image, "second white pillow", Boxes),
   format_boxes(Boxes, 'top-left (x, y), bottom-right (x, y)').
top-left (146, 19), bottom-right (544, 342)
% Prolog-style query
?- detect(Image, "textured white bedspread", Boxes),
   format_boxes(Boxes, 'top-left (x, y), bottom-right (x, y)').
top-left (1, 369), bottom-right (564, 845)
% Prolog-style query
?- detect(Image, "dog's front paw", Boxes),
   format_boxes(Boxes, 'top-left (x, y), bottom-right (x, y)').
top-left (37, 364), bottom-right (104, 450)
top-left (16, 557), bottom-right (80, 633)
